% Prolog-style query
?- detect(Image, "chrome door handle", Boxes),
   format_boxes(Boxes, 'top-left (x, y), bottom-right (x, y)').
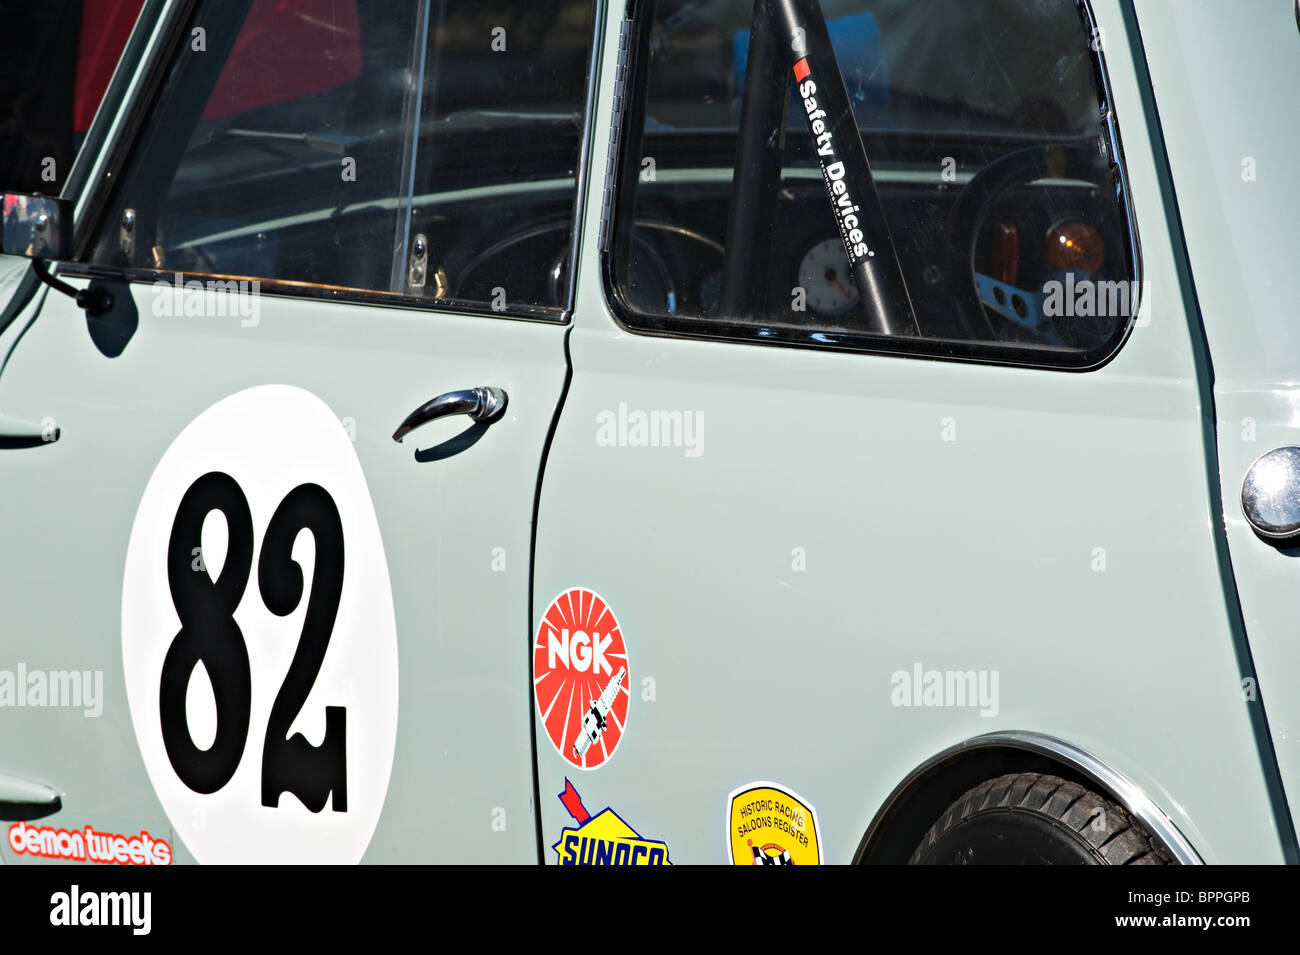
top-left (392, 386), bottom-right (507, 442)
top-left (0, 772), bottom-right (62, 821)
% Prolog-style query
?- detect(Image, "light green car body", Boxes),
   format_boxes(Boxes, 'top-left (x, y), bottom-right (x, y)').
top-left (0, 0), bottom-right (1297, 864)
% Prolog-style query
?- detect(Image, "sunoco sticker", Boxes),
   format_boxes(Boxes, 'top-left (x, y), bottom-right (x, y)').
top-left (727, 782), bottom-right (822, 865)
top-left (554, 779), bottom-right (670, 865)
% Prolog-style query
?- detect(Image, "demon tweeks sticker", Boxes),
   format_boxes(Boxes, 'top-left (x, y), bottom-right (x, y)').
top-left (121, 385), bottom-right (399, 863)
top-left (553, 779), bottom-right (670, 865)
top-left (727, 782), bottom-right (823, 865)
top-left (8, 822), bottom-right (172, 865)
top-left (533, 588), bottom-right (630, 771)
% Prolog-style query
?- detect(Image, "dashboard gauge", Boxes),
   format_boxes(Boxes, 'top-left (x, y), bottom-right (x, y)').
top-left (798, 238), bottom-right (860, 317)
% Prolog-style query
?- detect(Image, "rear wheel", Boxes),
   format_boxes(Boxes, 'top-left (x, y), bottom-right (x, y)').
top-left (909, 772), bottom-right (1174, 865)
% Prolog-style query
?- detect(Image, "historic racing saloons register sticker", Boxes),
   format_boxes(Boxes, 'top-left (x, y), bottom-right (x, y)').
top-left (726, 781), bottom-right (823, 865)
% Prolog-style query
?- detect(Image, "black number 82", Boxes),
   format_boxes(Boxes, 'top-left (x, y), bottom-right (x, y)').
top-left (159, 471), bottom-right (347, 813)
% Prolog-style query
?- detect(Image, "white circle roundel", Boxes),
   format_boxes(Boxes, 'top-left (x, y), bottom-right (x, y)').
top-left (122, 385), bottom-right (399, 863)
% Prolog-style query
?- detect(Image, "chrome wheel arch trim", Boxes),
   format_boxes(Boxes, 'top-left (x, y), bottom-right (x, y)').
top-left (860, 730), bottom-right (1203, 865)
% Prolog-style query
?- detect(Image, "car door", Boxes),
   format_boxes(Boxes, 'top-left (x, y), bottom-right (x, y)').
top-left (532, 0), bottom-right (1288, 864)
top-left (1138, 0), bottom-right (1300, 850)
top-left (0, 0), bottom-right (597, 864)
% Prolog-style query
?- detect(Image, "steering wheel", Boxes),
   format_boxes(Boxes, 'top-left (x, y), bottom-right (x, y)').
top-left (944, 144), bottom-right (1112, 346)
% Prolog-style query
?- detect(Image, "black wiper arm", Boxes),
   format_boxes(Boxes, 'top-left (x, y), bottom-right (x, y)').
top-left (215, 128), bottom-right (355, 156)
top-left (203, 112), bottom-right (576, 164)
top-left (435, 109), bottom-right (581, 127)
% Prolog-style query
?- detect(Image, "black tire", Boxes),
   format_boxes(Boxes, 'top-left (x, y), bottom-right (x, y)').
top-left (909, 772), bottom-right (1175, 865)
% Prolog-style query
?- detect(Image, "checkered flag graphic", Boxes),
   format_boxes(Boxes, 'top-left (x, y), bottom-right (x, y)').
top-left (751, 844), bottom-right (794, 865)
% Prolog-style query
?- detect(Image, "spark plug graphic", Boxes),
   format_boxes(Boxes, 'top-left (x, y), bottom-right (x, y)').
top-left (573, 666), bottom-right (625, 761)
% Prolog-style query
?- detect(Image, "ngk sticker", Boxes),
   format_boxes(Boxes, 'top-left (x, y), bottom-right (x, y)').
top-left (533, 588), bottom-right (630, 771)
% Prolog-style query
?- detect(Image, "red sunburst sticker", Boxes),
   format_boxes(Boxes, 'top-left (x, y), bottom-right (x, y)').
top-left (533, 588), bottom-right (630, 771)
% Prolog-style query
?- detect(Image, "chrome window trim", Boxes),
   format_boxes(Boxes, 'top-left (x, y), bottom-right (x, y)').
top-left (562, 0), bottom-right (609, 321)
top-left (67, 0), bottom-right (183, 221)
top-left (71, 0), bottom-right (197, 257)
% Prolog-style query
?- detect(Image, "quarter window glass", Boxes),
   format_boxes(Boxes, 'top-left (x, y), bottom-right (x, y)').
top-left (409, 2), bottom-right (594, 310)
top-left (611, 0), bottom-right (1136, 364)
top-left (88, 0), bottom-right (594, 313)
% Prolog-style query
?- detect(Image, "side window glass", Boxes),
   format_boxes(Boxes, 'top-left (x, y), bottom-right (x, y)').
top-left (90, 0), bottom-right (424, 295)
top-left (85, 0), bottom-right (594, 312)
top-left (0, 1), bottom-right (146, 194)
top-left (610, 0), bottom-right (1136, 365)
